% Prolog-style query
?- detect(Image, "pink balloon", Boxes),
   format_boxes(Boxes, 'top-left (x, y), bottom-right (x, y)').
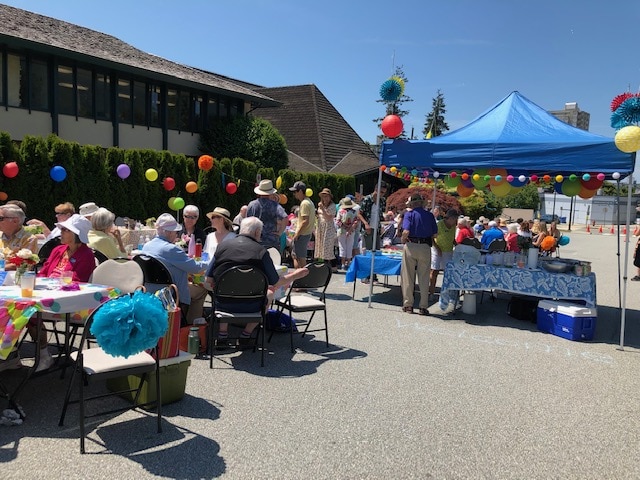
top-left (596, 173), bottom-right (605, 181)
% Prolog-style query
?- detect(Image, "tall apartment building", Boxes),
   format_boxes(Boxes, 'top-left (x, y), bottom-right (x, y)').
top-left (549, 102), bottom-right (591, 131)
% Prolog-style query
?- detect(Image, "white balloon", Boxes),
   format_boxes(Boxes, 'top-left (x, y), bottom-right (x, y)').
top-left (612, 172), bottom-right (621, 180)
top-left (518, 175), bottom-right (526, 182)
top-left (433, 171), bottom-right (440, 178)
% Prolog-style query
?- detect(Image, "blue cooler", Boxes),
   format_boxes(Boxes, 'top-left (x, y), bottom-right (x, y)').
top-left (537, 300), bottom-right (597, 341)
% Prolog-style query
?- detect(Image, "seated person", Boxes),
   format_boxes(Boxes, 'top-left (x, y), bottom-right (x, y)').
top-left (480, 220), bottom-right (505, 250)
top-left (34, 214), bottom-right (95, 371)
top-left (0, 203), bottom-right (38, 268)
top-left (203, 207), bottom-right (237, 258)
top-left (27, 202), bottom-right (75, 240)
top-left (142, 213), bottom-right (209, 324)
top-left (88, 207), bottom-right (126, 259)
top-left (205, 217), bottom-right (309, 348)
top-left (181, 204), bottom-right (207, 249)
top-left (505, 223), bottom-right (520, 252)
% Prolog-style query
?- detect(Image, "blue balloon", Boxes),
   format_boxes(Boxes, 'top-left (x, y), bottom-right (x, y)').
top-left (558, 236), bottom-right (570, 246)
top-left (50, 165), bottom-right (67, 182)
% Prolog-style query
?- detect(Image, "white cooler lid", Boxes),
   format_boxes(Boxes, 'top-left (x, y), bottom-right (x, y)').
top-left (537, 299), bottom-right (596, 317)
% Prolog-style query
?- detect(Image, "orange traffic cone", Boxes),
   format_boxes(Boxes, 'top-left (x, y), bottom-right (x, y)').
top-left (610, 225), bottom-right (615, 234)
top-left (599, 225), bottom-right (603, 234)
top-left (586, 224), bottom-right (591, 233)
top-left (634, 225), bottom-right (640, 236)
top-left (623, 226), bottom-right (627, 235)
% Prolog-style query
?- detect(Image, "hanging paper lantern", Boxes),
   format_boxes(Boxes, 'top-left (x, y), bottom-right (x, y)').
top-left (489, 168), bottom-right (507, 186)
top-left (611, 92), bottom-right (635, 112)
top-left (457, 184), bottom-right (475, 198)
top-left (379, 165), bottom-right (386, 172)
top-left (423, 170), bottom-right (429, 177)
top-left (596, 173), bottom-right (605, 181)
top-left (198, 155), bottom-right (214, 171)
top-left (185, 181), bottom-right (198, 194)
top-left (3, 162), bottom-right (18, 178)
top-left (543, 175), bottom-right (551, 183)
top-left (461, 170), bottom-right (474, 188)
top-left (508, 171), bottom-right (528, 188)
top-left (444, 174), bottom-right (461, 188)
top-left (390, 75), bottom-right (406, 96)
top-left (450, 171), bottom-right (457, 178)
top-left (472, 174), bottom-right (480, 181)
top-left (305, 188), bottom-right (313, 197)
top-left (561, 180), bottom-right (581, 197)
top-left (433, 171), bottom-right (440, 178)
top-left (518, 175), bottom-right (526, 183)
top-left (116, 163), bottom-right (131, 180)
top-left (145, 168), bottom-right (158, 181)
top-left (279, 193), bottom-right (287, 205)
top-left (484, 175), bottom-right (491, 181)
top-left (163, 177), bottom-right (175, 191)
top-left (615, 97), bottom-right (640, 126)
top-left (411, 169), bottom-right (418, 176)
top-left (461, 173), bottom-right (469, 181)
top-left (226, 182), bottom-right (238, 194)
top-left (381, 114), bottom-right (403, 138)
top-left (172, 196), bottom-right (185, 211)
top-left (0, 192), bottom-right (7, 201)
top-left (555, 175), bottom-right (563, 183)
top-left (379, 79), bottom-right (403, 102)
top-left (578, 187), bottom-right (598, 199)
top-left (614, 125), bottom-right (640, 153)
top-left (50, 166), bottom-right (67, 182)
top-left (530, 175), bottom-right (538, 183)
top-left (506, 175), bottom-right (514, 183)
top-left (495, 175), bottom-right (503, 182)
top-left (613, 172), bottom-right (621, 180)
top-left (568, 174), bottom-right (577, 182)
top-left (390, 166), bottom-right (397, 173)
top-left (582, 173), bottom-right (591, 181)
top-left (491, 182), bottom-right (511, 197)
top-left (167, 196), bottom-right (176, 209)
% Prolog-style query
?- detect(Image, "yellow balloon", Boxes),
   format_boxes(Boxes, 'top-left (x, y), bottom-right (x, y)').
top-left (491, 182), bottom-right (512, 197)
top-left (615, 125), bottom-right (640, 153)
top-left (275, 176), bottom-right (283, 189)
top-left (145, 168), bottom-right (158, 181)
top-left (305, 188), bottom-right (313, 197)
top-left (555, 175), bottom-right (564, 183)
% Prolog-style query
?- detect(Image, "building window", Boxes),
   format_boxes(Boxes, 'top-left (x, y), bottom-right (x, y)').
top-left (133, 80), bottom-right (146, 126)
top-left (179, 91), bottom-right (190, 131)
top-left (207, 96), bottom-right (218, 125)
top-left (57, 64), bottom-right (75, 115)
top-left (219, 96), bottom-right (228, 118)
top-left (149, 84), bottom-right (161, 127)
top-left (29, 58), bottom-right (49, 111)
top-left (193, 94), bottom-right (204, 132)
top-left (167, 88), bottom-right (178, 129)
top-left (230, 99), bottom-right (243, 117)
top-left (7, 53), bottom-right (26, 108)
top-left (77, 67), bottom-right (92, 118)
top-left (118, 78), bottom-right (132, 124)
top-left (0, 54), bottom-right (3, 105)
top-left (95, 72), bottom-right (111, 120)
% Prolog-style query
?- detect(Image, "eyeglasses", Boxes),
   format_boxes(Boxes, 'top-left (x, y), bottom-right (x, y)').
top-left (0, 216), bottom-right (16, 221)
top-left (55, 211), bottom-right (70, 216)
top-left (184, 215), bottom-right (198, 219)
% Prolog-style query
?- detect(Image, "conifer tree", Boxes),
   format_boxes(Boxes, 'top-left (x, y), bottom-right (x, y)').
top-left (423, 90), bottom-right (449, 138)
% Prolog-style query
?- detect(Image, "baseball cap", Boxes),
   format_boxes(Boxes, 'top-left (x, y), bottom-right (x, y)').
top-left (289, 181), bottom-right (307, 192)
top-left (155, 213), bottom-right (182, 232)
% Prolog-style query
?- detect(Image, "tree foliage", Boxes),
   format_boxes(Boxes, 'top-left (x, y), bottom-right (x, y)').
top-left (199, 115), bottom-right (288, 172)
top-left (423, 89), bottom-right (449, 138)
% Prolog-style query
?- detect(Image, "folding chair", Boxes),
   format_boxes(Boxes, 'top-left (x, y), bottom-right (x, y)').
top-left (208, 265), bottom-right (268, 367)
top-left (58, 294), bottom-right (163, 453)
top-left (267, 247), bottom-right (282, 267)
top-left (90, 259), bottom-right (144, 294)
top-left (460, 237), bottom-right (482, 249)
top-left (36, 237), bottom-right (61, 269)
top-left (273, 260), bottom-right (332, 353)
top-left (91, 248), bottom-right (109, 265)
top-left (133, 254), bottom-right (173, 285)
top-left (487, 238), bottom-right (507, 252)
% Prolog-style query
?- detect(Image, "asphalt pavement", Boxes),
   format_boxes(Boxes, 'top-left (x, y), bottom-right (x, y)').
top-left (2, 226), bottom-right (640, 479)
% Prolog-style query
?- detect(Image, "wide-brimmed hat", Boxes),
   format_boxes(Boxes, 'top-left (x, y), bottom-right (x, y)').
top-left (340, 197), bottom-right (355, 209)
top-left (206, 207), bottom-right (233, 227)
top-left (319, 188), bottom-right (332, 197)
top-left (79, 202), bottom-right (99, 217)
top-left (499, 218), bottom-right (508, 226)
top-left (155, 213), bottom-right (182, 232)
top-left (56, 214), bottom-right (91, 244)
top-left (254, 179), bottom-right (277, 195)
top-left (289, 181), bottom-right (307, 192)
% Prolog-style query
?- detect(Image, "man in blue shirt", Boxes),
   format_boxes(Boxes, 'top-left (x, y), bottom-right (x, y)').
top-left (480, 220), bottom-right (505, 249)
top-left (246, 179), bottom-right (288, 250)
top-left (142, 213), bottom-right (210, 323)
top-left (400, 194), bottom-right (438, 315)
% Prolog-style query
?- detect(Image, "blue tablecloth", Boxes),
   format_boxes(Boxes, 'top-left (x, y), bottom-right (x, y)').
top-left (345, 252), bottom-right (402, 283)
top-left (441, 262), bottom-right (597, 308)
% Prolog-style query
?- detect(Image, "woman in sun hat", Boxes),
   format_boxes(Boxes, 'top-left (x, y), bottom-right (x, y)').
top-left (203, 207), bottom-right (237, 258)
top-left (335, 196), bottom-right (359, 270)
top-left (314, 187), bottom-right (337, 267)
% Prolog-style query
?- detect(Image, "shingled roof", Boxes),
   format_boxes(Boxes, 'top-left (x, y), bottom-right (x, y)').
top-left (0, 4), bottom-right (278, 106)
top-left (250, 85), bottom-right (379, 176)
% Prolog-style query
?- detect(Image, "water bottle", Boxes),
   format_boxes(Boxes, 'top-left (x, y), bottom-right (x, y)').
top-left (0, 252), bottom-right (5, 271)
top-left (195, 239), bottom-right (202, 258)
top-left (187, 327), bottom-right (200, 354)
top-left (188, 234), bottom-right (196, 257)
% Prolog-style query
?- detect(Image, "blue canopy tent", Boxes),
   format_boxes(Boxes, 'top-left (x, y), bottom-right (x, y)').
top-left (372, 92), bottom-right (635, 348)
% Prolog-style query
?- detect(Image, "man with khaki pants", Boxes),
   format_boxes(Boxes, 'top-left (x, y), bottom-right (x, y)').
top-left (400, 194), bottom-right (438, 315)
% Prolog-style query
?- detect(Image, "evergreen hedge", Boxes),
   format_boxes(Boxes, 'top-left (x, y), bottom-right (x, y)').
top-left (0, 133), bottom-right (356, 230)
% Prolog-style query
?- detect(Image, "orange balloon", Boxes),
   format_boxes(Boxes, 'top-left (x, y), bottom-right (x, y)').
top-left (456, 183), bottom-right (475, 197)
top-left (279, 193), bottom-right (287, 205)
top-left (578, 186), bottom-right (597, 199)
top-left (0, 192), bottom-right (7, 201)
top-left (185, 181), bottom-right (198, 194)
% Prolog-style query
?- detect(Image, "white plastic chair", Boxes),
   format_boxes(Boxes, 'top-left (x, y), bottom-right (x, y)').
top-left (267, 247), bottom-right (281, 266)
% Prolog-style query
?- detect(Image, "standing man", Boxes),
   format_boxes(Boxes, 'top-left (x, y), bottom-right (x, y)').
top-left (400, 194), bottom-right (438, 315)
top-left (289, 181), bottom-right (316, 268)
top-left (357, 183), bottom-right (388, 283)
top-left (247, 180), bottom-right (288, 250)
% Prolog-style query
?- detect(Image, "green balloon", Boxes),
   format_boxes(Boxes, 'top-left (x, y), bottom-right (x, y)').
top-left (472, 169), bottom-right (490, 189)
top-left (172, 196), bottom-right (185, 211)
top-left (561, 180), bottom-right (581, 197)
top-left (444, 175), bottom-right (461, 188)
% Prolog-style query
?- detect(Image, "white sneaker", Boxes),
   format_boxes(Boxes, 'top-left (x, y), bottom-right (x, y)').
top-left (35, 354), bottom-right (54, 372)
top-left (439, 303), bottom-right (455, 315)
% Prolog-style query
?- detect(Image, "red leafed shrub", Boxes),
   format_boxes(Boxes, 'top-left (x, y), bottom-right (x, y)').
top-left (386, 186), bottom-right (462, 214)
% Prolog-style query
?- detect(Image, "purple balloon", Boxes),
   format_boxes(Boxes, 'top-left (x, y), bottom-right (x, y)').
top-left (117, 163), bottom-right (131, 179)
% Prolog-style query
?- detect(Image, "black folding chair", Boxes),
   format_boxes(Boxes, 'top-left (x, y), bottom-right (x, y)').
top-left (208, 265), bottom-right (269, 367)
top-left (488, 239), bottom-right (507, 252)
top-left (273, 261), bottom-right (332, 353)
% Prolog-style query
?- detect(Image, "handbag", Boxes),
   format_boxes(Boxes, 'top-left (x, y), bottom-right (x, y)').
top-left (154, 284), bottom-right (181, 359)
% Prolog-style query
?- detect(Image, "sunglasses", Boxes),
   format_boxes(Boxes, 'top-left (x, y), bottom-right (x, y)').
top-left (184, 215), bottom-right (198, 219)
top-left (55, 211), bottom-right (70, 215)
top-left (0, 216), bottom-right (16, 221)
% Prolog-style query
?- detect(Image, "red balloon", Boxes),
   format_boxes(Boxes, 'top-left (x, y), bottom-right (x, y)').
top-left (163, 177), bottom-right (176, 191)
top-left (381, 114), bottom-right (403, 138)
top-left (226, 182), bottom-right (238, 194)
top-left (3, 162), bottom-right (19, 178)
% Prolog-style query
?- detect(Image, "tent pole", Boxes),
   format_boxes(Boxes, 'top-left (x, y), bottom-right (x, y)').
top-left (431, 182), bottom-right (437, 210)
top-left (367, 165), bottom-right (384, 308)
top-left (619, 174), bottom-right (633, 351)
top-left (616, 180), bottom-right (622, 310)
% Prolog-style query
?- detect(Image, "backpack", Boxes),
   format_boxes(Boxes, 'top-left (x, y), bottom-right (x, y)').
top-left (266, 309), bottom-right (298, 332)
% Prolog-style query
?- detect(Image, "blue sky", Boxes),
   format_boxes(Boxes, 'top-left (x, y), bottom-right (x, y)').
top-left (4, 0), bottom-right (640, 145)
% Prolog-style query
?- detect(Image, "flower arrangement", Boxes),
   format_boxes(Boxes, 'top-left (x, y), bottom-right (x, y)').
top-left (23, 225), bottom-right (43, 235)
top-left (9, 248), bottom-right (40, 278)
top-left (145, 217), bottom-right (156, 228)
